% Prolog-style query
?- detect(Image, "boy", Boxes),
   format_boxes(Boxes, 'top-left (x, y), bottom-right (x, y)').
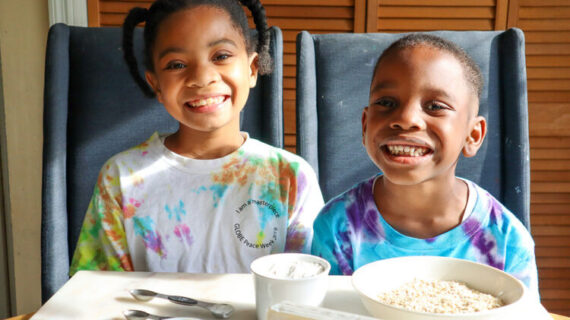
top-left (311, 34), bottom-right (538, 296)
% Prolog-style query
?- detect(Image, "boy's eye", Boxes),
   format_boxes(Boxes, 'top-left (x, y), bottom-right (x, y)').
top-left (164, 61), bottom-right (186, 70)
top-left (425, 100), bottom-right (449, 111)
top-left (374, 97), bottom-right (397, 108)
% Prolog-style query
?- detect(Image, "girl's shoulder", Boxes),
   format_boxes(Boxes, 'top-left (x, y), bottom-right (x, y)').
top-left (100, 132), bottom-right (162, 170)
top-left (244, 137), bottom-right (315, 171)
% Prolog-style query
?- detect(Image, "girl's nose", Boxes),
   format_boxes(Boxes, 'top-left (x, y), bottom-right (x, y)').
top-left (389, 103), bottom-right (425, 131)
top-left (185, 62), bottom-right (220, 88)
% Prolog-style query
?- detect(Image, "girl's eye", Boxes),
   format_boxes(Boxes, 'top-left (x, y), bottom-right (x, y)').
top-left (374, 97), bottom-right (397, 109)
top-left (165, 62), bottom-right (186, 70)
top-left (213, 52), bottom-right (232, 62)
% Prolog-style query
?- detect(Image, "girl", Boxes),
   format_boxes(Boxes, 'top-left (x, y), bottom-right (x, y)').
top-left (311, 34), bottom-right (538, 296)
top-left (70, 0), bottom-right (323, 274)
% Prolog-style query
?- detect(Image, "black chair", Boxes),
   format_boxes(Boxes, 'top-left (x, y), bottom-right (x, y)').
top-left (41, 23), bottom-right (283, 302)
top-left (296, 29), bottom-right (530, 229)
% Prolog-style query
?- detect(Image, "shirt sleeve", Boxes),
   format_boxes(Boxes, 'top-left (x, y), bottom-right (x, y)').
top-left (311, 199), bottom-right (354, 275)
top-left (284, 162), bottom-right (324, 253)
top-left (69, 161), bottom-right (133, 276)
top-left (505, 242), bottom-right (540, 300)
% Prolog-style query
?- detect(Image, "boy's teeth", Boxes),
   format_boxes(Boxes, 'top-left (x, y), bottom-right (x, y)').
top-left (188, 96), bottom-right (224, 107)
top-left (386, 145), bottom-right (428, 156)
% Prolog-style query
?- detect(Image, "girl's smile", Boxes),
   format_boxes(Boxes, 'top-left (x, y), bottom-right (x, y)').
top-left (184, 95), bottom-right (229, 113)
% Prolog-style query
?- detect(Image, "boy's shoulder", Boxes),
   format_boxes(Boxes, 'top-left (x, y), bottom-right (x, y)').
top-left (466, 179), bottom-right (532, 239)
top-left (467, 180), bottom-right (516, 217)
top-left (320, 175), bottom-right (377, 214)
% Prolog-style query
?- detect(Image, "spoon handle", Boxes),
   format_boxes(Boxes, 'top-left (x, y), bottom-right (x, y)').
top-left (167, 295), bottom-right (198, 306)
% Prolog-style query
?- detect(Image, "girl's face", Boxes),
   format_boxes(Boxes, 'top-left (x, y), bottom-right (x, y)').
top-left (145, 6), bottom-right (258, 136)
top-left (362, 45), bottom-right (486, 186)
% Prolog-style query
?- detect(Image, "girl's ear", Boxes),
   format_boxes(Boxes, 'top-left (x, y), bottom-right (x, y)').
top-left (248, 52), bottom-right (259, 88)
top-left (463, 115), bottom-right (487, 158)
top-left (145, 71), bottom-right (163, 102)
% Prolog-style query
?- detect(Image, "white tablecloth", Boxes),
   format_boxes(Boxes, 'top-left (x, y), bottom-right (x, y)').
top-left (32, 271), bottom-right (368, 319)
top-left (32, 270), bottom-right (552, 320)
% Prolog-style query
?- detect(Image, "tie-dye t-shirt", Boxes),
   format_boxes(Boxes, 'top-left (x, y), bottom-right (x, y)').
top-left (311, 175), bottom-right (538, 295)
top-left (70, 132), bottom-right (324, 275)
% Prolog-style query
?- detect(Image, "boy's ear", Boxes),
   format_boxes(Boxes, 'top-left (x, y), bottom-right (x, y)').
top-left (145, 71), bottom-right (163, 103)
top-left (361, 107), bottom-right (369, 146)
top-left (248, 52), bottom-right (259, 88)
top-left (462, 115), bottom-right (487, 158)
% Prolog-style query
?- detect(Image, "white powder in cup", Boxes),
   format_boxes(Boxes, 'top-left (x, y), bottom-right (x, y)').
top-left (266, 260), bottom-right (325, 279)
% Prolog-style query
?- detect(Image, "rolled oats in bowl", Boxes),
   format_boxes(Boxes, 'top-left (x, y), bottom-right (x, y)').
top-left (352, 256), bottom-right (527, 320)
top-left (377, 278), bottom-right (504, 314)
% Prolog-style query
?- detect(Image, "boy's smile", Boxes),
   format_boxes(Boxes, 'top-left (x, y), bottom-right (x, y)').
top-left (362, 45), bottom-right (485, 186)
top-left (382, 137), bottom-right (433, 165)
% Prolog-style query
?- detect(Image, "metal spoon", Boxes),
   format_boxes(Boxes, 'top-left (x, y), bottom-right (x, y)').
top-left (123, 309), bottom-right (168, 320)
top-left (129, 289), bottom-right (234, 319)
top-left (123, 309), bottom-right (203, 320)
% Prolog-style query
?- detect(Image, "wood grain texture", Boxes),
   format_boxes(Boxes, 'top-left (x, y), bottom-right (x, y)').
top-left (515, 0), bottom-right (570, 314)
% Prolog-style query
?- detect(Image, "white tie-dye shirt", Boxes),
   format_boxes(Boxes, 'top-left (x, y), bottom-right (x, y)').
top-left (70, 132), bottom-right (324, 274)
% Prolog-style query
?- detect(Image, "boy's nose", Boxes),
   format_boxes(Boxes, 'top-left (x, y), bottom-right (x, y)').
top-left (389, 104), bottom-right (425, 131)
top-left (185, 63), bottom-right (220, 88)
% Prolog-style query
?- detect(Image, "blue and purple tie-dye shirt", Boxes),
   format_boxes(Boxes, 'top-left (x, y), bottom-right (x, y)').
top-left (311, 175), bottom-right (538, 295)
top-left (70, 132), bottom-right (324, 275)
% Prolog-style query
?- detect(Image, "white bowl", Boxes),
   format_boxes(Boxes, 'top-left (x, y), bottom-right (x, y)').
top-left (351, 256), bottom-right (526, 320)
top-left (250, 253), bottom-right (331, 320)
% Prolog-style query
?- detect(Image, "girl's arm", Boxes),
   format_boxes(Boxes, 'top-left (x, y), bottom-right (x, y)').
top-left (69, 163), bottom-right (133, 276)
top-left (284, 164), bottom-right (324, 253)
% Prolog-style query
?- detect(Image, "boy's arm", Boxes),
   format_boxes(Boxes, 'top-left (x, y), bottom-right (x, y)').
top-left (505, 245), bottom-right (540, 299)
top-left (284, 165), bottom-right (324, 253)
top-left (69, 163), bottom-right (133, 276)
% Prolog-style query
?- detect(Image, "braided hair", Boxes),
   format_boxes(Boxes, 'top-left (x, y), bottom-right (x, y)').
top-left (122, 0), bottom-right (272, 98)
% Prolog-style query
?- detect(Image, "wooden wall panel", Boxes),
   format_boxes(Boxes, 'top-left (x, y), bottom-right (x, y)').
top-left (263, 0), bottom-right (366, 152)
top-left (510, 0), bottom-right (570, 315)
top-left (371, 0), bottom-right (508, 32)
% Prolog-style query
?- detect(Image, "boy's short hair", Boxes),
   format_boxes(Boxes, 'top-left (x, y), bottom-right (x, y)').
top-left (373, 34), bottom-right (484, 99)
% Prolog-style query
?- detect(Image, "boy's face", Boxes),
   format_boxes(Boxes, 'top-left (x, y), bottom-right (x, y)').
top-left (362, 45), bottom-right (486, 186)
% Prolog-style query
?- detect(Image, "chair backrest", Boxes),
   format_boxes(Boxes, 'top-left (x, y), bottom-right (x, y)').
top-left (41, 23), bottom-right (283, 302)
top-left (296, 29), bottom-right (530, 229)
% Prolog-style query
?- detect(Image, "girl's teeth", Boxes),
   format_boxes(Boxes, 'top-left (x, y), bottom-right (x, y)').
top-left (386, 145), bottom-right (428, 156)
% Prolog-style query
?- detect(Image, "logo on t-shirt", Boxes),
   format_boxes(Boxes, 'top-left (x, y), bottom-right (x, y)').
top-left (233, 199), bottom-right (280, 250)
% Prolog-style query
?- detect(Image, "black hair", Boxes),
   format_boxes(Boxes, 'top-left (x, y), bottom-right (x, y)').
top-left (122, 0), bottom-right (272, 97)
top-left (373, 33), bottom-right (484, 99)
